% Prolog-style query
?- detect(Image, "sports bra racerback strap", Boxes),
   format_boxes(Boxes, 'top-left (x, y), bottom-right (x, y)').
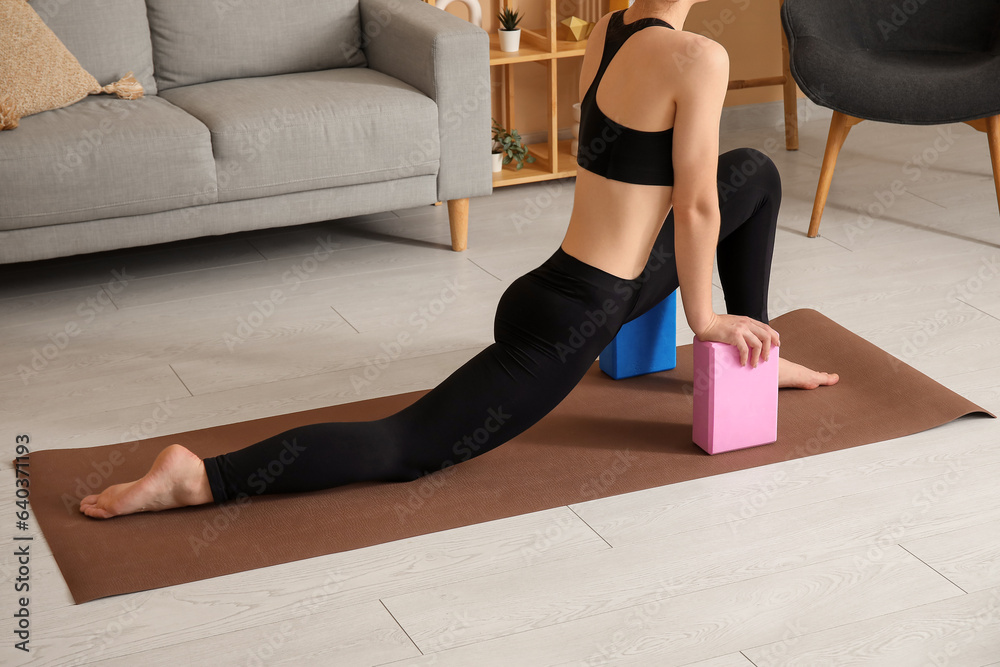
top-left (576, 10), bottom-right (677, 186)
top-left (585, 11), bottom-right (675, 101)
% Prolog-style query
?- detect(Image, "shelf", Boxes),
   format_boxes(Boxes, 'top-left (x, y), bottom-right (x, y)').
top-left (488, 33), bottom-right (553, 64)
top-left (488, 34), bottom-right (589, 63)
top-left (486, 0), bottom-right (800, 192)
top-left (489, 0), bottom-right (600, 187)
top-left (553, 38), bottom-right (588, 57)
top-left (492, 139), bottom-right (578, 187)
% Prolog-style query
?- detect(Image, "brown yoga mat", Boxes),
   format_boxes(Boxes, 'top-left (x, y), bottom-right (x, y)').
top-left (27, 309), bottom-right (993, 604)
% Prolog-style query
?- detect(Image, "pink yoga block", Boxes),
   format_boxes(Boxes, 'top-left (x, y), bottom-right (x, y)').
top-left (692, 337), bottom-right (779, 455)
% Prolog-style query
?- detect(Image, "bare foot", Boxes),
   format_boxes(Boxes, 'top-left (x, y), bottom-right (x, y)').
top-left (779, 358), bottom-right (839, 390)
top-left (79, 444), bottom-right (213, 519)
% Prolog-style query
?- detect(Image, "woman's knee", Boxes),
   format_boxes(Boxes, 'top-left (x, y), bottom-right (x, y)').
top-left (719, 147), bottom-right (781, 201)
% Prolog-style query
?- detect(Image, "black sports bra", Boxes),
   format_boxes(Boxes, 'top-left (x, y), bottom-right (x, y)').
top-left (576, 9), bottom-right (675, 186)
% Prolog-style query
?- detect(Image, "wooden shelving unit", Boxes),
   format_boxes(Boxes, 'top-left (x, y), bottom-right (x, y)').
top-left (428, 0), bottom-right (799, 189)
top-left (487, 0), bottom-right (801, 186)
top-left (489, 0), bottom-right (596, 187)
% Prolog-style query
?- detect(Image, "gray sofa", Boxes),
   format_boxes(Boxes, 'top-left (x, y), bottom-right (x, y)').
top-left (0, 0), bottom-right (492, 265)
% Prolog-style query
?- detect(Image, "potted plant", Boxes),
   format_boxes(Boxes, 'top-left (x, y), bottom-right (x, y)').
top-left (497, 6), bottom-right (523, 52)
top-left (492, 117), bottom-right (536, 171)
top-left (491, 140), bottom-right (504, 172)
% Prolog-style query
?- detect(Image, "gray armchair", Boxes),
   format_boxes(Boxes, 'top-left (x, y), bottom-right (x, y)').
top-left (781, 0), bottom-right (1000, 237)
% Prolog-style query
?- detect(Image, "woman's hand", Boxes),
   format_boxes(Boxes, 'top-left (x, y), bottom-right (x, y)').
top-left (695, 313), bottom-right (779, 368)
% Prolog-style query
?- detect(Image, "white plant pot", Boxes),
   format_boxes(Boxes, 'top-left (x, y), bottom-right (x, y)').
top-left (498, 29), bottom-right (520, 52)
top-left (491, 151), bottom-right (504, 172)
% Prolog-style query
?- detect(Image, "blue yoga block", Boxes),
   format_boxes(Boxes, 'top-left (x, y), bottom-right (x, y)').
top-left (600, 290), bottom-right (677, 379)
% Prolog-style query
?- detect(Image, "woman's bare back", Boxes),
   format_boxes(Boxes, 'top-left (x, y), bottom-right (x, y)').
top-left (562, 10), bottom-right (706, 280)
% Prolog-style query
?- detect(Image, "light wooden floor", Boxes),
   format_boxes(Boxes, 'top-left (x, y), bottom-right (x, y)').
top-left (3, 101), bottom-right (1000, 666)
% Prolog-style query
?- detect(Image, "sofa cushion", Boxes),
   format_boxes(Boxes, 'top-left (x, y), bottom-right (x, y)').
top-left (159, 68), bottom-right (440, 202)
top-left (29, 0), bottom-right (157, 95)
top-left (145, 0), bottom-right (366, 92)
top-left (1, 0), bottom-right (105, 129)
top-left (0, 96), bottom-right (218, 230)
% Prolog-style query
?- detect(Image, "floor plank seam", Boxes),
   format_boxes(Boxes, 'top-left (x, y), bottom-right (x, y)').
top-left (956, 297), bottom-right (1000, 324)
top-left (897, 543), bottom-right (970, 594)
top-left (98, 285), bottom-right (123, 313)
top-left (111, 256), bottom-right (460, 312)
top-left (379, 598), bottom-right (423, 657)
top-left (167, 364), bottom-right (195, 398)
top-left (606, 456), bottom-right (1000, 550)
top-left (244, 238), bottom-right (276, 261)
top-left (907, 189), bottom-right (950, 209)
top-left (465, 257), bottom-right (502, 282)
top-left (811, 233), bottom-right (853, 253)
top-left (566, 505), bottom-right (615, 550)
top-left (331, 305), bottom-right (361, 334)
top-left (160, 343), bottom-right (489, 401)
top-left (395, 543), bottom-right (919, 658)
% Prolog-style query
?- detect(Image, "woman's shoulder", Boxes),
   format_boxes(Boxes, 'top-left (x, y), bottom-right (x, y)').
top-left (589, 10), bottom-right (614, 40)
top-left (659, 32), bottom-right (729, 81)
top-left (584, 12), bottom-right (613, 50)
top-left (623, 18), bottom-right (727, 60)
top-left (682, 32), bottom-right (729, 59)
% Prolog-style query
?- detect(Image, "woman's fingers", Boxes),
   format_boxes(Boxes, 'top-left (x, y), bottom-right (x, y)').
top-left (736, 338), bottom-right (749, 367)
top-left (745, 331), bottom-right (763, 367)
top-left (753, 324), bottom-right (774, 362)
top-left (747, 320), bottom-right (780, 362)
top-left (700, 315), bottom-right (779, 367)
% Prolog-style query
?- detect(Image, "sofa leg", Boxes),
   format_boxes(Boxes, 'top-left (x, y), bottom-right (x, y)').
top-left (808, 111), bottom-right (862, 238)
top-left (447, 198), bottom-right (469, 251)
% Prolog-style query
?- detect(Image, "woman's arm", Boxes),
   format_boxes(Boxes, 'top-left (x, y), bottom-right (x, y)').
top-left (669, 35), bottom-right (778, 366)
top-left (670, 35), bottom-right (728, 337)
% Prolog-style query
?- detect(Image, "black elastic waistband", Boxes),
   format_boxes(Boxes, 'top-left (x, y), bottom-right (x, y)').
top-left (545, 245), bottom-right (640, 292)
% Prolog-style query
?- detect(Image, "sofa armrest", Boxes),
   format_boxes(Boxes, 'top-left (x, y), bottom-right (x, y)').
top-left (361, 0), bottom-right (492, 201)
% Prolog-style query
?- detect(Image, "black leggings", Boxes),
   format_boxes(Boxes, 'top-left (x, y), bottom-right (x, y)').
top-left (203, 148), bottom-right (781, 503)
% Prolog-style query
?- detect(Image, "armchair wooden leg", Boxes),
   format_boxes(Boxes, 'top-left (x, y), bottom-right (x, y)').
top-left (961, 115), bottom-right (1000, 218)
top-left (808, 111), bottom-right (862, 238)
top-left (779, 5), bottom-right (799, 152)
top-left (446, 198), bottom-right (468, 251)
top-left (985, 116), bottom-right (1000, 217)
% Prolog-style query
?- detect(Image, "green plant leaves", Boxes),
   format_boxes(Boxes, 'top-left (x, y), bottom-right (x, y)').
top-left (490, 116), bottom-right (534, 170)
top-left (496, 7), bottom-right (522, 30)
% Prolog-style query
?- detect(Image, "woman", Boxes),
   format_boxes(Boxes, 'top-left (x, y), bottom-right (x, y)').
top-left (81, 0), bottom-right (837, 519)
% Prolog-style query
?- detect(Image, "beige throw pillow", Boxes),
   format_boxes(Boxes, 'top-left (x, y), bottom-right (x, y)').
top-left (0, 0), bottom-right (144, 130)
